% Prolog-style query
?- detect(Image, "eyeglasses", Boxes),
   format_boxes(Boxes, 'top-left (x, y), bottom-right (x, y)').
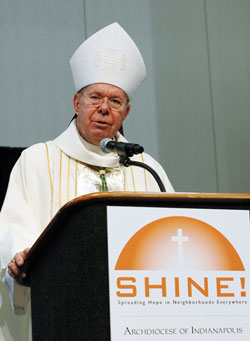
top-left (82, 93), bottom-right (125, 111)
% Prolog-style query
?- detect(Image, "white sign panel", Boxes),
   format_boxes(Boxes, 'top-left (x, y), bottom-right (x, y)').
top-left (107, 206), bottom-right (250, 340)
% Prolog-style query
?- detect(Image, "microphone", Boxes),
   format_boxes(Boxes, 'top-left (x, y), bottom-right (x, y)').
top-left (100, 138), bottom-right (144, 157)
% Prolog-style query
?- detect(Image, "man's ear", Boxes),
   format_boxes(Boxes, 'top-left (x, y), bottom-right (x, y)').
top-left (123, 103), bottom-right (130, 122)
top-left (73, 93), bottom-right (80, 114)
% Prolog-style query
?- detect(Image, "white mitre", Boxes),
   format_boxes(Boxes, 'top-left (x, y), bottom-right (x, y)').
top-left (69, 22), bottom-right (147, 99)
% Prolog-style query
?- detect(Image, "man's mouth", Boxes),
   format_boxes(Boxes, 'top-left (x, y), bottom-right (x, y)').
top-left (95, 121), bottom-right (110, 126)
top-left (92, 121), bottom-right (111, 130)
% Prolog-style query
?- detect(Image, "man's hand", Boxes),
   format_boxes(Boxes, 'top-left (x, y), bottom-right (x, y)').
top-left (7, 248), bottom-right (30, 282)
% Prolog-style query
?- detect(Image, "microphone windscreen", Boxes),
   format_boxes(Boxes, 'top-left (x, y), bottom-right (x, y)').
top-left (99, 138), bottom-right (112, 153)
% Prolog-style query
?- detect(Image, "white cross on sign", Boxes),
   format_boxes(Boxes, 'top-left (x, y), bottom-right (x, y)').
top-left (171, 228), bottom-right (189, 268)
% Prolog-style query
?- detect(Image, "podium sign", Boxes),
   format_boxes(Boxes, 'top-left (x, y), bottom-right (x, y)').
top-left (107, 206), bottom-right (250, 340)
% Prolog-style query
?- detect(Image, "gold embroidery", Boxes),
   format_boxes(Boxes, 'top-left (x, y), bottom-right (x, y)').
top-left (45, 143), bottom-right (53, 218)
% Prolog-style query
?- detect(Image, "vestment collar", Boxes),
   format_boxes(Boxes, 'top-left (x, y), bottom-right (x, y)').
top-left (53, 120), bottom-right (125, 168)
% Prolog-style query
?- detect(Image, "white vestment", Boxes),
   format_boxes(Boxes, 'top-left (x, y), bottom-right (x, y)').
top-left (0, 121), bottom-right (174, 340)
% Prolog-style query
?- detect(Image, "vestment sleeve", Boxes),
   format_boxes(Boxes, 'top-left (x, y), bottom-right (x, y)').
top-left (0, 144), bottom-right (52, 314)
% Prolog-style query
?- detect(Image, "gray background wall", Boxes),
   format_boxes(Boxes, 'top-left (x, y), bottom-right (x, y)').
top-left (0, 0), bottom-right (249, 193)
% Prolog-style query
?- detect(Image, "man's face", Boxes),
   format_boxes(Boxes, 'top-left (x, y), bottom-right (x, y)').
top-left (73, 83), bottom-right (130, 145)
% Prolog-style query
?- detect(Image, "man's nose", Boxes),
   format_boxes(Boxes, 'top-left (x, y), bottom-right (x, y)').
top-left (98, 98), bottom-right (110, 114)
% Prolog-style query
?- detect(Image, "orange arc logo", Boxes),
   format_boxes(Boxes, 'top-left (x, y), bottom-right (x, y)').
top-left (115, 216), bottom-right (245, 271)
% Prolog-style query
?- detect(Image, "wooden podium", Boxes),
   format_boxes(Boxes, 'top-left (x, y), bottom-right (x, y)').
top-left (22, 192), bottom-right (250, 341)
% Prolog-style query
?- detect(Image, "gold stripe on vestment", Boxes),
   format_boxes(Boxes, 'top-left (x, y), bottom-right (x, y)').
top-left (59, 150), bottom-right (62, 209)
top-left (140, 154), bottom-right (147, 191)
top-left (122, 166), bottom-right (126, 191)
top-left (45, 143), bottom-right (53, 218)
top-left (130, 166), bottom-right (136, 191)
top-left (75, 160), bottom-right (78, 197)
top-left (67, 156), bottom-right (70, 202)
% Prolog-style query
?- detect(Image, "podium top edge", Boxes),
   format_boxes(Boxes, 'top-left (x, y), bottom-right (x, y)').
top-left (66, 192), bottom-right (250, 205)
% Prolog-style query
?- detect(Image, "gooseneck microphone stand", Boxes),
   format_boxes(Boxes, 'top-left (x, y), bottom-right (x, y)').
top-left (119, 154), bottom-right (166, 193)
top-left (99, 138), bottom-right (166, 192)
